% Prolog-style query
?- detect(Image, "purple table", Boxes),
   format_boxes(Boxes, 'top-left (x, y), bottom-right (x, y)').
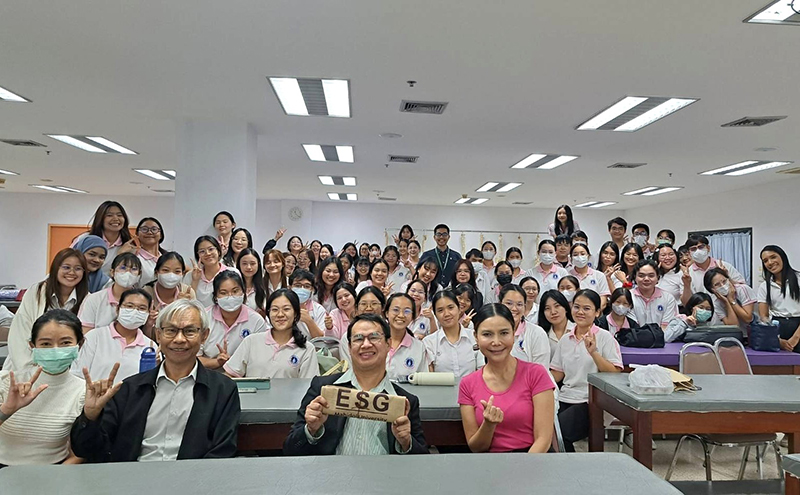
top-left (621, 342), bottom-right (800, 375)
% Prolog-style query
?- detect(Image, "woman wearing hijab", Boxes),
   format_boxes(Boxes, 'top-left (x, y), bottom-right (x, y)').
top-left (73, 235), bottom-right (110, 294)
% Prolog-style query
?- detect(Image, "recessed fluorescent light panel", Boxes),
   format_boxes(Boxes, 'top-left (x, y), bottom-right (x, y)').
top-left (0, 169), bottom-right (20, 176)
top-left (0, 85), bottom-right (29, 102)
top-left (134, 169), bottom-right (176, 181)
top-left (476, 182), bottom-right (523, 193)
top-left (623, 186), bottom-right (684, 196)
top-left (745, 1), bottom-right (800, 25)
top-left (574, 201), bottom-right (617, 208)
top-left (318, 175), bottom-right (357, 186)
top-left (327, 192), bottom-right (358, 201)
top-left (510, 153), bottom-right (579, 170)
top-left (29, 184), bottom-right (88, 194)
top-left (455, 197), bottom-right (489, 205)
top-left (700, 160), bottom-right (793, 176)
top-left (269, 77), bottom-right (351, 117)
top-left (45, 135), bottom-right (137, 154)
top-left (577, 96), bottom-right (698, 132)
top-left (303, 144), bottom-right (354, 163)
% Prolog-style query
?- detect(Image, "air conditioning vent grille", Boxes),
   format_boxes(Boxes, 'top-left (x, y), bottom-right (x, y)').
top-left (387, 155), bottom-right (418, 163)
top-left (400, 100), bottom-right (448, 115)
top-left (608, 162), bottom-right (646, 169)
top-left (512, 201), bottom-right (532, 205)
top-left (378, 197), bottom-right (397, 201)
top-left (721, 116), bottom-right (786, 127)
top-left (0, 139), bottom-right (46, 147)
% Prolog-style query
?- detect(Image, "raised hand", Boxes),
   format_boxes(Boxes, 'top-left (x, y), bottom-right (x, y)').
top-left (215, 340), bottom-right (230, 367)
top-left (381, 282), bottom-right (394, 297)
top-left (392, 234), bottom-right (400, 245)
top-left (83, 363), bottom-right (122, 421)
top-left (305, 395), bottom-right (330, 436)
top-left (391, 398), bottom-right (412, 451)
top-left (274, 228), bottom-right (287, 241)
top-left (190, 259), bottom-right (202, 284)
top-left (421, 306), bottom-right (433, 320)
top-left (462, 309), bottom-right (476, 328)
top-left (0, 368), bottom-right (49, 418)
top-left (583, 332), bottom-right (597, 354)
top-left (324, 314), bottom-right (333, 331)
top-left (119, 235), bottom-right (140, 255)
top-left (680, 264), bottom-right (692, 283)
top-left (299, 308), bottom-right (313, 324)
top-left (480, 395), bottom-right (504, 425)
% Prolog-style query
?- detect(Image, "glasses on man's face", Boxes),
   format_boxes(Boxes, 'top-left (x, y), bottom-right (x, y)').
top-left (293, 283), bottom-right (314, 290)
top-left (434, 232), bottom-right (449, 238)
top-left (139, 227), bottom-right (161, 234)
top-left (351, 331), bottom-right (385, 345)
top-left (160, 326), bottom-right (201, 339)
top-left (60, 265), bottom-right (85, 274)
top-left (198, 248), bottom-right (217, 256)
top-left (688, 244), bottom-right (708, 253)
top-left (389, 307), bottom-right (413, 317)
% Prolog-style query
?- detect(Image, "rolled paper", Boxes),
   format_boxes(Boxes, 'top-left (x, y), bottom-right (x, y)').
top-left (408, 372), bottom-right (456, 386)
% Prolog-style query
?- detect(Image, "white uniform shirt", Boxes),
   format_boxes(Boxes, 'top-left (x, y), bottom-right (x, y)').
top-left (657, 270), bottom-right (684, 302)
top-left (224, 330), bottom-right (318, 378)
top-left (628, 287), bottom-right (678, 327)
top-left (529, 264), bottom-right (569, 296)
top-left (202, 305), bottom-right (267, 359)
top-left (386, 266), bottom-right (411, 294)
top-left (245, 287), bottom-right (262, 313)
top-left (266, 299), bottom-right (328, 339)
top-left (137, 249), bottom-right (159, 287)
top-left (183, 264), bottom-right (236, 309)
top-left (714, 283), bottom-right (757, 330)
top-left (423, 326), bottom-right (480, 378)
top-left (547, 321), bottom-right (576, 360)
top-left (78, 287), bottom-right (120, 330)
top-left (690, 258), bottom-right (745, 295)
top-left (73, 323), bottom-right (153, 383)
top-left (550, 325), bottom-right (623, 404)
top-left (386, 332), bottom-right (429, 381)
top-left (139, 363), bottom-right (197, 462)
top-left (410, 314), bottom-right (434, 338)
top-left (315, 292), bottom-right (337, 314)
top-left (510, 318), bottom-right (550, 368)
top-left (568, 267), bottom-right (611, 296)
top-left (757, 273), bottom-right (800, 318)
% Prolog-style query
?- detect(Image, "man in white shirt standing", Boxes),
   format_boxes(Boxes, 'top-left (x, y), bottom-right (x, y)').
top-left (681, 235), bottom-right (746, 305)
top-left (71, 299), bottom-right (240, 462)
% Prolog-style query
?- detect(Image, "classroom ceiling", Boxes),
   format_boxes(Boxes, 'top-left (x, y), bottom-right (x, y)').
top-left (0, 0), bottom-right (798, 209)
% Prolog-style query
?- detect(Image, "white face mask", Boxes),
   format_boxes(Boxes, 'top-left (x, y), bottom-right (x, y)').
top-left (539, 253), bottom-right (555, 265)
top-left (158, 273), bottom-right (182, 289)
top-left (482, 250), bottom-right (495, 260)
top-left (611, 304), bottom-right (630, 316)
top-left (471, 262), bottom-right (483, 273)
top-left (508, 259), bottom-right (522, 268)
top-left (218, 295), bottom-right (244, 312)
top-left (560, 290), bottom-right (576, 303)
top-left (115, 271), bottom-right (140, 288)
top-left (691, 248), bottom-right (710, 264)
top-left (634, 235), bottom-right (647, 247)
top-left (117, 308), bottom-right (149, 330)
top-left (715, 282), bottom-right (730, 296)
top-left (572, 255), bottom-right (589, 268)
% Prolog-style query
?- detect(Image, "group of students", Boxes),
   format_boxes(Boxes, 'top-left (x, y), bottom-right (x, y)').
top-left (1, 200), bottom-right (800, 464)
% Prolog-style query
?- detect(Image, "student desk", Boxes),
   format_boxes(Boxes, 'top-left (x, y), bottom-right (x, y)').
top-left (620, 343), bottom-right (800, 375)
top-left (237, 378), bottom-right (464, 451)
top-left (588, 373), bottom-right (800, 494)
top-left (786, 454), bottom-right (800, 491)
top-left (0, 453), bottom-right (681, 495)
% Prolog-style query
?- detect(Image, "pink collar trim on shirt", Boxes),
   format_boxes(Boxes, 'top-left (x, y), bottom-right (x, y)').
top-left (212, 304), bottom-right (250, 332)
top-left (265, 329), bottom-right (298, 349)
top-left (515, 319), bottom-right (527, 337)
top-left (137, 248), bottom-right (159, 261)
top-left (103, 234), bottom-right (123, 248)
top-left (201, 263), bottom-right (227, 283)
top-left (569, 267), bottom-right (595, 281)
top-left (109, 323), bottom-right (149, 349)
top-left (106, 287), bottom-right (120, 306)
top-left (633, 286), bottom-right (663, 304)
top-left (536, 263), bottom-right (558, 276)
top-left (388, 332), bottom-right (414, 358)
top-left (567, 324), bottom-right (601, 341)
top-left (154, 285), bottom-right (179, 307)
top-left (690, 258), bottom-right (718, 272)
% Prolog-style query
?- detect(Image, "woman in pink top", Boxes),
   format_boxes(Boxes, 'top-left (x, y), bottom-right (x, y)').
top-left (324, 283), bottom-right (357, 339)
top-left (458, 303), bottom-right (555, 453)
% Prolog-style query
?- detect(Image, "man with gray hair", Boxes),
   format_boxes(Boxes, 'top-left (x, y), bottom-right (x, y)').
top-left (71, 299), bottom-right (240, 462)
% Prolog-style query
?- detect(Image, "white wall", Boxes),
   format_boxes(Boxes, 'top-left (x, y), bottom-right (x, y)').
top-left (623, 179), bottom-right (800, 287)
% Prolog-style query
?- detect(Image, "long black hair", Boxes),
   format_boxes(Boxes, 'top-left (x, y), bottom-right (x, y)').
top-left (595, 241), bottom-right (620, 274)
top-left (553, 205), bottom-right (576, 236)
top-left (266, 288), bottom-right (307, 348)
top-left (212, 270), bottom-right (247, 306)
top-left (315, 257), bottom-right (344, 305)
top-left (760, 245), bottom-right (800, 305)
top-left (222, 227), bottom-right (253, 267)
top-left (136, 217), bottom-right (166, 255)
top-left (620, 242), bottom-right (645, 277)
top-left (236, 248), bottom-right (266, 311)
top-left (472, 303), bottom-right (515, 333)
top-left (384, 293), bottom-right (417, 337)
top-left (537, 289), bottom-right (574, 332)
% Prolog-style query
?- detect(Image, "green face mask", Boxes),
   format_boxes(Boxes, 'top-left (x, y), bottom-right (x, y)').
top-left (32, 346), bottom-right (79, 374)
top-left (695, 309), bottom-right (712, 323)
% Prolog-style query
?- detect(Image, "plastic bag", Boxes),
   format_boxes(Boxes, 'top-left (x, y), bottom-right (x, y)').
top-left (628, 364), bottom-right (674, 395)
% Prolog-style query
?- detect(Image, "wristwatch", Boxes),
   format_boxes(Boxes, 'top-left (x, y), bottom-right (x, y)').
top-left (730, 300), bottom-right (738, 306)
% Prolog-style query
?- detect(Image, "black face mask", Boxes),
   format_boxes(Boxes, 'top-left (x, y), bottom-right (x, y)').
top-left (497, 274), bottom-right (513, 286)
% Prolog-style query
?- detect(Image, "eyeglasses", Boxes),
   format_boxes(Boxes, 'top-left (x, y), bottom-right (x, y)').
top-left (407, 289), bottom-right (425, 296)
top-left (160, 326), bottom-right (201, 339)
top-left (358, 301), bottom-right (382, 310)
top-left (115, 266), bottom-right (141, 274)
top-left (633, 231), bottom-right (648, 237)
top-left (434, 232), bottom-right (449, 238)
top-left (636, 273), bottom-right (658, 279)
top-left (351, 331), bottom-right (386, 345)
top-left (503, 301), bottom-right (526, 310)
top-left (60, 265), bottom-right (85, 274)
top-left (121, 303), bottom-right (149, 312)
top-left (197, 248), bottom-right (217, 256)
top-left (688, 245), bottom-right (708, 253)
top-left (389, 307), bottom-right (413, 317)
top-left (292, 283), bottom-right (314, 290)
top-left (138, 227), bottom-right (161, 234)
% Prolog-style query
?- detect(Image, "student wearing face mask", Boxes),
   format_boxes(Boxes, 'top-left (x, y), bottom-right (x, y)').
top-left (656, 229), bottom-right (676, 247)
top-left (597, 288), bottom-right (637, 336)
top-left (504, 247), bottom-right (528, 284)
top-left (567, 244), bottom-right (610, 309)
top-left (144, 252), bottom-right (196, 311)
top-left (554, 235), bottom-right (572, 269)
top-left (286, 270), bottom-right (327, 339)
top-left (199, 271), bottom-right (267, 370)
top-left (704, 268), bottom-right (756, 332)
top-left (481, 241), bottom-right (498, 285)
top-left (488, 261), bottom-right (514, 305)
top-left (78, 253), bottom-right (143, 333)
top-left (74, 289), bottom-right (155, 383)
top-left (465, 249), bottom-right (492, 303)
top-left (664, 293), bottom-right (715, 343)
top-left (631, 223), bottom-right (655, 258)
top-left (683, 235), bottom-right (746, 303)
top-left (557, 276), bottom-right (580, 304)
top-left (73, 235), bottom-right (110, 294)
top-left (629, 260), bottom-right (678, 329)
top-left (530, 240), bottom-right (569, 294)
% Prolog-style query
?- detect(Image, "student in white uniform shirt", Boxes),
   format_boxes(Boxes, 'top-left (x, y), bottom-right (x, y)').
top-left (631, 223), bottom-right (656, 258)
top-left (424, 291), bottom-right (481, 378)
top-left (757, 245), bottom-right (800, 353)
top-left (384, 294), bottom-right (428, 381)
top-left (654, 244), bottom-right (683, 303)
top-left (286, 270), bottom-right (327, 339)
top-left (450, 259), bottom-right (484, 307)
top-left (597, 288), bottom-right (637, 336)
top-left (529, 240), bottom-right (569, 295)
top-left (396, 239), bottom-right (416, 277)
top-left (480, 241), bottom-right (498, 287)
top-left (325, 283), bottom-right (357, 339)
top-left (143, 252), bottom-right (196, 312)
top-left (595, 241), bottom-right (625, 291)
top-left (79, 253), bottom-right (143, 333)
top-left (135, 217), bottom-right (166, 286)
top-left (224, 289), bottom-right (318, 379)
top-left (74, 288), bottom-right (155, 384)
top-left (356, 259), bottom-right (393, 296)
top-left (499, 285), bottom-right (549, 368)
top-left (550, 289), bottom-right (623, 452)
top-left (537, 290), bottom-right (576, 360)
top-left (315, 257), bottom-right (344, 313)
top-left (519, 277), bottom-right (540, 322)
top-left (682, 235), bottom-right (746, 305)
top-left (236, 248), bottom-right (267, 317)
top-left (71, 201), bottom-right (138, 276)
top-left (222, 228), bottom-right (253, 268)
top-left (465, 249), bottom-right (492, 303)
top-left (557, 276), bottom-right (580, 305)
top-left (704, 267), bottom-right (756, 333)
top-left (384, 246), bottom-right (411, 294)
top-left (628, 260), bottom-right (678, 329)
top-left (406, 280), bottom-right (437, 339)
top-left (505, 247), bottom-right (528, 284)
top-left (567, 243), bottom-right (611, 309)
top-left (185, 236), bottom-right (236, 309)
top-left (3, 249), bottom-right (89, 373)
top-left (338, 286), bottom-right (387, 362)
top-left (199, 271), bottom-right (267, 371)
top-left (263, 249), bottom-right (289, 296)
top-left (454, 283), bottom-right (479, 330)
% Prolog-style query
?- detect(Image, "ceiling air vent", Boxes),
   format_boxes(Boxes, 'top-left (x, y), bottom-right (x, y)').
top-left (0, 139), bottom-right (46, 147)
top-left (512, 201), bottom-right (532, 205)
top-left (400, 100), bottom-right (448, 115)
top-left (387, 155), bottom-right (418, 163)
top-left (777, 167), bottom-right (800, 175)
top-left (721, 116), bottom-right (786, 128)
top-left (608, 162), bottom-right (646, 169)
top-left (151, 189), bottom-right (174, 193)
top-left (378, 197), bottom-right (397, 201)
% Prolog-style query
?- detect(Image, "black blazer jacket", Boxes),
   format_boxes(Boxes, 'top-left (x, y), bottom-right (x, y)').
top-left (283, 373), bottom-right (428, 455)
top-left (71, 361), bottom-right (240, 462)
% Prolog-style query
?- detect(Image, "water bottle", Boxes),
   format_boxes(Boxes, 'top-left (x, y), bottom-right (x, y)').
top-left (139, 346), bottom-right (158, 373)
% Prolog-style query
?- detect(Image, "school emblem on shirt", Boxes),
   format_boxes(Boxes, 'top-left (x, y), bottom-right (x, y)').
top-left (419, 323), bottom-right (426, 331)
top-left (241, 328), bottom-right (251, 338)
top-left (289, 354), bottom-right (299, 367)
top-left (657, 305), bottom-right (664, 312)
top-left (553, 274), bottom-right (558, 279)
top-left (590, 279), bottom-right (596, 285)
top-left (404, 357), bottom-right (415, 369)
top-left (399, 272), bottom-right (405, 278)
top-left (518, 339), bottom-right (525, 349)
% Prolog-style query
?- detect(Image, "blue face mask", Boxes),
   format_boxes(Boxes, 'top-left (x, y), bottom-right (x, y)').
top-left (32, 346), bottom-right (79, 374)
top-left (695, 308), bottom-right (712, 323)
top-left (292, 287), bottom-right (312, 304)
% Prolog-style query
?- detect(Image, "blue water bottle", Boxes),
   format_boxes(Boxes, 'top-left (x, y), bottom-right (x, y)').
top-left (139, 346), bottom-right (158, 373)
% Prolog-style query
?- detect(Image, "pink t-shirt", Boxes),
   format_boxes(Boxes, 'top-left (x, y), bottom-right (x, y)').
top-left (458, 359), bottom-right (555, 452)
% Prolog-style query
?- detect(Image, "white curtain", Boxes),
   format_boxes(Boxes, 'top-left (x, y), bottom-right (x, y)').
top-left (707, 231), bottom-right (751, 284)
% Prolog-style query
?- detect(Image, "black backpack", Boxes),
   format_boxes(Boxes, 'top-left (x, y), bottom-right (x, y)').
top-left (615, 323), bottom-right (665, 348)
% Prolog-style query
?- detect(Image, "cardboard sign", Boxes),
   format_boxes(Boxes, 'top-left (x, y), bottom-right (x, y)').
top-left (320, 385), bottom-right (406, 423)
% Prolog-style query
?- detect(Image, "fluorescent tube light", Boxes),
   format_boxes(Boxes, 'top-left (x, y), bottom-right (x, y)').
top-left (343, 176), bottom-right (357, 186)
top-left (322, 79), bottom-right (350, 118)
top-left (86, 136), bottom-right (137, 155)
top-left (269, 78), bottom-right (308, 116)
top-left (0, 169), bottom-right (19, 176)
top-left (589, 201), bottom-right (617, 208)
top-left (615, 98), bottom-right (696, 132)
top-left (472, 198), bottom-right (489, 205)
top-left (726, 161), bottom-right (791, 176)
top-left (0, 86), bottom-right (29, 102)
top-left (455, 198), bottom-right (470, 204)
top-left (749, 1), bottom-right (796, 22)
top-left (700, 161), bottom-right (759, 176)
top-left (47, 135), bottom-right (107, 153)
top-left (303, 144), bottom-right (326, 162)
top-left (477, 182), bottom-right (499, 192)
top-left (496, 182), bottom-right (522, 193)
top-left (641, 187), bottom-right (682, 196)
top-left (319, 176), bottom-right (335, 186)
top-left (623, 186), bottom-right (660, 196)
top-left (577, 97), bottom-right (647, 130)
top-left (134, 169), bottom-right (173, 181)
top-left (335, 145), bottom-right (354, 163)
top-left (537, 155), bottom-right (578, 170)
top-left (510, 154), bottom-right (547, 169)
top-left (346, 193), bottom-right (357, 201)
top-left (162, 170), bottom-right (176, 177)
top-left (574, 201), bottom-right (599, 207)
